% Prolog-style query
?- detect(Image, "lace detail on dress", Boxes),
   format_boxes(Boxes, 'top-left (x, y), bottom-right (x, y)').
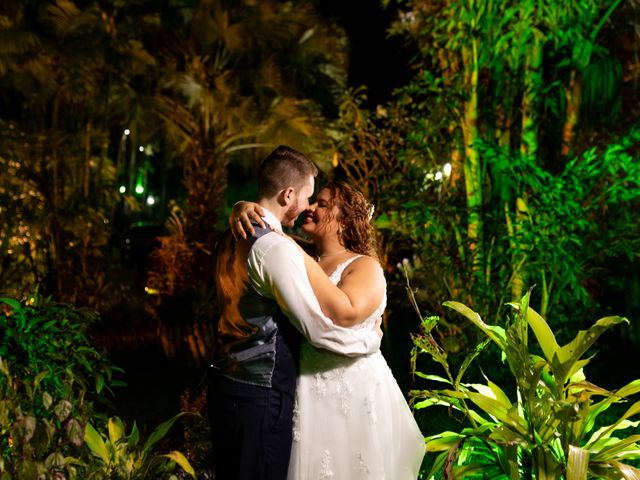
top-left (292, 396), bottom-right (301, 442)
top-left (357, 452), bottom-right (371, 475)
top-left (320, 450), bottom-right (334, 479)
top-left (364, 394), bottom-right (378, 424)
top-left (312, 373), bottom-right (328, 398)
top-left (336, 370), bottom-right (353, 417)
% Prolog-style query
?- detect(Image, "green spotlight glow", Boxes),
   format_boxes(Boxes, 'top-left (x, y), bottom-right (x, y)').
top-left (135, 184), bottom-right (144, 195)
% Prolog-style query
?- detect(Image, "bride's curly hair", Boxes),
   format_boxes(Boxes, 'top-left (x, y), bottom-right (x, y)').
top-left (324, 181), bottom-right (377, 257)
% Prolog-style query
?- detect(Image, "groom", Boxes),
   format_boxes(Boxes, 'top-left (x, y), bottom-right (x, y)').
top-left (209, 145), bottom-right (381, 480)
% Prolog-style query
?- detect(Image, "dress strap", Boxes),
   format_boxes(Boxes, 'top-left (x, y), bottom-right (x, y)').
top-left (328, 255), bottom-right (363, 284)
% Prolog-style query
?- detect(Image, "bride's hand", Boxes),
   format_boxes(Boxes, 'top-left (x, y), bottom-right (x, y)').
top-left (229, 201), bottom-right (266, 240)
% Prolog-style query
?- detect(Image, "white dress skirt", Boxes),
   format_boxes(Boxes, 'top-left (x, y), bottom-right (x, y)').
top-left (287, 257), bottom-right (425, 479)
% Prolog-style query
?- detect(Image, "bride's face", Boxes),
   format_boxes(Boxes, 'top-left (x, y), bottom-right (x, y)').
top-left (301, 187), bottom-right (341, 240)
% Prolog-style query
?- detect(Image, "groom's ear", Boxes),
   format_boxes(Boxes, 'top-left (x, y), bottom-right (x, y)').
top-left (278, 186), bottom-right (295, 206)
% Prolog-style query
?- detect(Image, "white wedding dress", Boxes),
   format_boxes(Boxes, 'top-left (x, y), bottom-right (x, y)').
top-left (287, 257), bottom-right (425, 479)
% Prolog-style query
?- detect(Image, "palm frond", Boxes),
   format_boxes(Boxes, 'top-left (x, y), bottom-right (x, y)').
top-left (581, 55), bottom-right (622, 124)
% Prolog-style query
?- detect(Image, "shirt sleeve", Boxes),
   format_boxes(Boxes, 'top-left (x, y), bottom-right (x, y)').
top-left (248, 236), bottom-right (381, 357)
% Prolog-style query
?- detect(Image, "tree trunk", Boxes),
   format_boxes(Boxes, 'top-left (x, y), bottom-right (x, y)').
top-left (511, 39), bottom-right (543, 301)
top-left (83, 118), bottom-right (92, 198)
top-left (520, 39), bottom-right (543, 161)
top-left (461, 40), bottom-right (483, 280)
top-left (561, 70), bottom-right (581, 157)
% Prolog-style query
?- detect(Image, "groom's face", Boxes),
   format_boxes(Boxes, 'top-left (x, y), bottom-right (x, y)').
top-left (282, 175), bottom-right (315, 227)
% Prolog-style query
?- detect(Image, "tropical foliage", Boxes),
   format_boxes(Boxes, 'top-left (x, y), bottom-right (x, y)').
top-left (0, 294), bottom-right (122, 477)
top-left (408, 282), bottom-right (640, 479)
top-left (0, 293), bottom-right (198, 478)
top-left (0, 0), bottom-right (348, 301)
top-left (84, 415), bottom-right (195, 479)
top-left (334, 0), bottom-right (640, 338)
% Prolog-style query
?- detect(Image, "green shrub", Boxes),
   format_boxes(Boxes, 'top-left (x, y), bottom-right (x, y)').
top-left (410, 286), bottom-right (640, 479)
top-left (83, 415), bottom-right (195, 479)
top-left (0, 293), bottom-right (122, 478)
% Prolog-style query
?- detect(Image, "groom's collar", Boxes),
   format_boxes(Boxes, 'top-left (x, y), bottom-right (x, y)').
top-left (260, 207), bottom-right (282, 232)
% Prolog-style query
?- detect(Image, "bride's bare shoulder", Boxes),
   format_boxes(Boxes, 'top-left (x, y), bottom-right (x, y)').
top-left (347, 255), bottom-right (384, 275)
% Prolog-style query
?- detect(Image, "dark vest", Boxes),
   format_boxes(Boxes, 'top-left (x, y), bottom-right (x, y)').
top-left (213, 225), bottom-right (300, 395)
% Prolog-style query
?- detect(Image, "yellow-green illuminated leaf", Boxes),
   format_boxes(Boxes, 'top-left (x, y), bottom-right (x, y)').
top-left (592, 436), bottom-right (640, 463)
top-left (84, 423), bottom-right (110, 464)
top-left (514, 303), bottom-right (559, 363)
top-left (444, 301), bottom-right (506, 349)
top-left (487, 378), bottom-right (512, 409)
top-left (417, 374), bottom-right (452, 385)
top-left (143, 413), bottom-right (183, 455)
top-left (554, 316), bottom-right (627, 385)
top-left (489, 425), bottom-right (531, 448)
top-left (591, 401), bottom-right (640, 445)
top-left (425, 432), bottom-right (462, 452)
top-left (163, 451), bottom-right (196, 478)
top-left (464, 391), bottom-right (527, 435)
top-left (108, 417), bottom-right (125, 444)
top-left (615, 379), bottom-right (640, 399)
top-left (611, 460), bottom-right (640, 480)
top-left (567, 445), bottom-right (588, 480)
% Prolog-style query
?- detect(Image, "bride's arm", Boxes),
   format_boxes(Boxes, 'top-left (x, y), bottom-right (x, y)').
top-left (300, 250), bottom-right (385, 328)
top-left (230, 203), bottom-right (385, 327)
top-left (229, 201), bottom-right (266, 239)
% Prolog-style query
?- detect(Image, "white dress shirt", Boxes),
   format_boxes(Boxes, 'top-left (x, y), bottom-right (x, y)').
top-left (247, 208), bottom-right (381, 356)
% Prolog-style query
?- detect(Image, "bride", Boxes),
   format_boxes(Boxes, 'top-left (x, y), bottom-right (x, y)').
top-left (231, 180), bottom-right (425, 479)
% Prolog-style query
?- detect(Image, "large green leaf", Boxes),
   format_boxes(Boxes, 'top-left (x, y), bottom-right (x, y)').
top-left (591, 434), bottom-right (640, 462)
top-left (413, 392), bottom-right (491, 425)
top-left (455, 338), bottom-right (491, 387)
top-left (0, 298), bottom-right (21, 311)
top-left (163, 451), bottom-right (196, 478)
top-left (425, 431), bottom-right (463, 452)
top-left (486, 378), bottom-right (513, 409)
top-left (426, 450), bottom-right (448, 479)
top-left (444, 301), bottom-right (506, 349)
top-left (453, 462), bottom-right (508, 478)
top-left (142, 413), bottom-right (184, 455)
top-left (461, 391), bottom-right (528, 435)
top-left (585, 379), bottom-right (640, 434)
top-left (490, 425), bottom-right (531, 448)
top-left (610, 461), bottom-right (640, 480)
top-left (0, 298), bottom-right (25, 328)
top-left (108, 417), bottom-right (125, 445)
top-left (615, 379), bottom-right (640, 399)
top-left (554, 316), bottom-right (627, 385)
top-left (588, 401), bottom-right (640, 447)
top-left (515, 303), bottom-right (559, 363)
top-left (567, 445), bottom-right (589, 480)
top-left (84, 423), bottom-right (110, 464)
top-left (417, 373), bottom-right (452, 385)
top-left (128, 421), bottom-right (140, 449)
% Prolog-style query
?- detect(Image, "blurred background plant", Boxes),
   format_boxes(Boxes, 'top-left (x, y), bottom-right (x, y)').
top-left (0, 293), bottom-right (122, 477)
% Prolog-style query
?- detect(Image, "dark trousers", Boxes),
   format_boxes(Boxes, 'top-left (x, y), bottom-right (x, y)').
top-left (208, 373), bottom-right (294, 480)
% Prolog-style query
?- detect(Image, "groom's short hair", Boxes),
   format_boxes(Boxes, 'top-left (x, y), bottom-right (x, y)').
top-left (258, 146), bottom-right (319, 198)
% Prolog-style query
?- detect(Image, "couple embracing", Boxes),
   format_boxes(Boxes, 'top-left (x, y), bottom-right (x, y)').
top-left (208, 146), bottom-right (425, 479)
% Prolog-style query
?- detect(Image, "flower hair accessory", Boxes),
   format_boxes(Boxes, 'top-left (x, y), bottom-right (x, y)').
top-left (367, 203), bottom-right (375, 221)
